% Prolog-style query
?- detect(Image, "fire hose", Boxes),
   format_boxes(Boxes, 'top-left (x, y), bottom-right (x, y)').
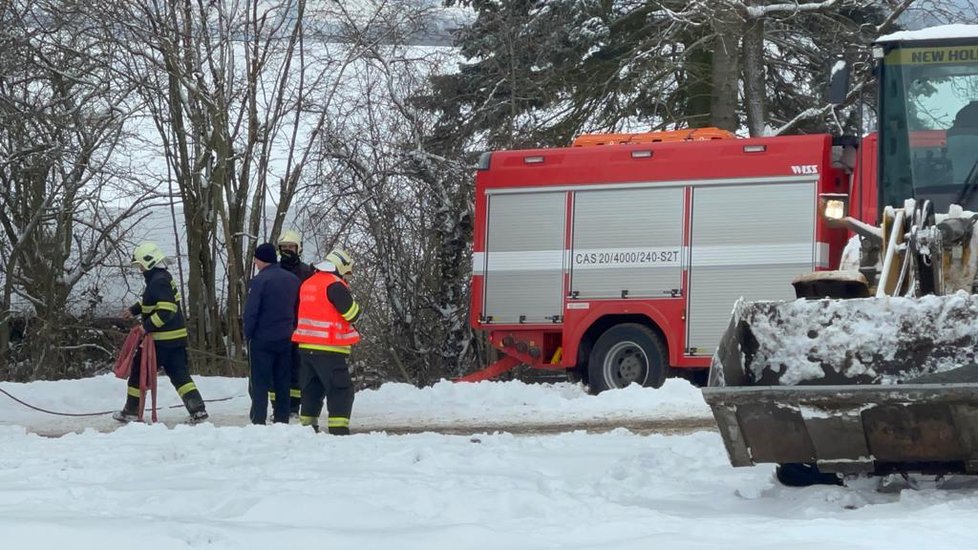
top-left (0, 387), bottom-right (241, 417)
top-left (0, 326), bottom-right (243, 419)
top-left (114, 326), bottom-right (157, 422)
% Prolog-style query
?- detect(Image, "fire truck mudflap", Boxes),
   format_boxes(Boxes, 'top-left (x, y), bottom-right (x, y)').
top-left (703, 294), bottom-right (978, 478)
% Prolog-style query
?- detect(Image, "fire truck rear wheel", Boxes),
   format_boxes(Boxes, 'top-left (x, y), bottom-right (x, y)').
top-left (587, 323), bottom-right (667, 394)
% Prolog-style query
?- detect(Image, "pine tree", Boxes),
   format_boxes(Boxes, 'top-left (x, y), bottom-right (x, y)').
top-left (430, 1), bottom-right (911, 145)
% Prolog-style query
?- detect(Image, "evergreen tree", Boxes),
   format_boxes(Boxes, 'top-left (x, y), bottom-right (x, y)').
top-left (431, 1), bottom-right (913, 146)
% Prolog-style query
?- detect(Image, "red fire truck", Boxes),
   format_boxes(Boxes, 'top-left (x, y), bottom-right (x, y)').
top-left (465, 128), bottom-right (865, 392)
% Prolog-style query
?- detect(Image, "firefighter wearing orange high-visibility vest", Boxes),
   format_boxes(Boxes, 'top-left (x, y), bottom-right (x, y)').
top-left (291, 249), bottom-right (361, 434)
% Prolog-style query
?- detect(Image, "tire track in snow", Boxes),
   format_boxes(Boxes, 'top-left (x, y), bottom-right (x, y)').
top-left (25, 414), bottom-right (717, 438)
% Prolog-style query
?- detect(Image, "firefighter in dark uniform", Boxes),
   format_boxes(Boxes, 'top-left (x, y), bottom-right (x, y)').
top-left (114, 242), bottom-right (208, 423)
top-left (276, 229), bottom-right (314, 416)
top-left (292, 249), bottom-right (361, 434)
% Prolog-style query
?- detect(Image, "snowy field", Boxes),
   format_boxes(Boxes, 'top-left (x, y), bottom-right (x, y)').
top-left (0, 375), bottom-right (712, 435)
top-left (3, 376), bottom-right (978, 549)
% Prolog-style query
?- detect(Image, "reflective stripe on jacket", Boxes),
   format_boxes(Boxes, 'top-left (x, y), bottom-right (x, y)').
top-left (130, 268), bottom-right (188, 345)
top-left (292, 272), bottom-right (360, 352)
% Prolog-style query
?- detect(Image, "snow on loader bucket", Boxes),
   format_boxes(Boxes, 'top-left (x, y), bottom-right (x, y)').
top-left (703, 202), bottom-right (978, 484)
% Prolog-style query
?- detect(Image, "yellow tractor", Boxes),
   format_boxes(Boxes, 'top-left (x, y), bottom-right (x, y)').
top-left (703, 25), bottom-right (978, 486)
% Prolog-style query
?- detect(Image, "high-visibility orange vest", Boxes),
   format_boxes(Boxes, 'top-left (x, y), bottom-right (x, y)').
top-left (292, 272), bottom-right (361, 350)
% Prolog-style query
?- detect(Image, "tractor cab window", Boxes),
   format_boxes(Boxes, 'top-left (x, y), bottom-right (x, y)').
top-left (879, 44), bottom-right (978, 213)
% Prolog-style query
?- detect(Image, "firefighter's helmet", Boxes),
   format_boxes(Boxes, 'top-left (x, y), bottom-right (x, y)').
top-left (278, 229), bottom-right (302, 253)
top-left (132, 242), bottom-right (166, 270)
top-left (315, 248), bottom-right (353, 276)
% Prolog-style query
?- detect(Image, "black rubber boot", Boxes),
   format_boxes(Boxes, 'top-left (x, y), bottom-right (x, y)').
top-left (113, 396), bottom-right (141, 422)
top-left (112, 410), bottom-right (140, 423)
top-left (182, 391), bottom-right (208, 423)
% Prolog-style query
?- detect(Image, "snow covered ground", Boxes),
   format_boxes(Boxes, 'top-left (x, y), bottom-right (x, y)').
top-left (0, 375), bottom-right (712, 436)
top-left (3, 376), bottom-right (978, 549)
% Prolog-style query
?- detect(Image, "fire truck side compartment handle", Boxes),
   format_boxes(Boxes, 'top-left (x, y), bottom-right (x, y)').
top-left (621, 290), bottom-right (629, 299)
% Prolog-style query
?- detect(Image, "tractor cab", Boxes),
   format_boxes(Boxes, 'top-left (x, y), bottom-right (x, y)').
top-left (876, 28), bottom-right (978, 213)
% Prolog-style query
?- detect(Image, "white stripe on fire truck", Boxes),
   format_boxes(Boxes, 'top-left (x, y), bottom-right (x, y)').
top-left (815, 242), bottom-right (830, 269)
top-left (472, 252), bottom-right (486, 274)
top-left (484, 250), bottom-right (565, 272)
top-left (690, 243), bottom-right (813, 267)
top-left (476, 242), bottom-right (815, 272)
top-left (571, 247), bottom-right (682, 270)
top-left (482, 249), bottom-right (686, 272)
top-left (483, 175), bottom-right (818, 195)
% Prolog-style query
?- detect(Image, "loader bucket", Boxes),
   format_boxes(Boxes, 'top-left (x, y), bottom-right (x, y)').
top-left (704, 294), bottom-right (978, 475)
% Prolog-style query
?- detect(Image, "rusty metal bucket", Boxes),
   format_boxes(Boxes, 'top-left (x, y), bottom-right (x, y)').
top-left (704, 295), bottom-right (978, 475)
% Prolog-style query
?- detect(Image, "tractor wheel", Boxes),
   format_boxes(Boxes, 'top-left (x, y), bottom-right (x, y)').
top-left (775, 463), bottom-right (843, 487)
top-left (587, 323), bottom-right (667, 394)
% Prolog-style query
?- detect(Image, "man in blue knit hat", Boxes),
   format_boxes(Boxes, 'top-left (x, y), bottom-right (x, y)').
top-left (244, 242), bottom-right (300, 424)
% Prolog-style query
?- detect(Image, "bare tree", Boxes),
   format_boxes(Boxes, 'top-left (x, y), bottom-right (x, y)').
top-left (86, 0), bottom-right (374, 374)
top-left (0, 0), bottom-right (158, 378)
top-left (310, 3), bottom-right (476, 384)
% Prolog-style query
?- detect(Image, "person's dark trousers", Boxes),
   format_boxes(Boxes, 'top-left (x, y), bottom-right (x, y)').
top-left (249, 338), bottom-right (293, 424)
top-left (289, 345), bottom-right (302, 414)
top-left (298, 349), bottom-right (354, 434)
top-left (123, 344), bottom-right (206, 415)
top-left (266, 348), bottom-right (300, 414)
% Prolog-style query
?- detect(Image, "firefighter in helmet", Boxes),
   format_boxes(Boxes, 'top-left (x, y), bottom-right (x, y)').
top-left (292, 248), bottom-right (360, 434)
top-left (115, 242), bottom-right (208, 423)
top-left (277, 229), bottom-right (314, 281)
top-left (275, 229), bottom-right (314, 416)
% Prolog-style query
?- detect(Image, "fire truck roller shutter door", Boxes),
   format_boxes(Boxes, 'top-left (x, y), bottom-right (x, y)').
top-left (483, 191), bottom-right (566, 323)
top-left (571, 187), bottom-right (684, 299)
top-left (587, 323), bottom-right (667, 394)
top-left (687, 181), bottom-right (817, 355)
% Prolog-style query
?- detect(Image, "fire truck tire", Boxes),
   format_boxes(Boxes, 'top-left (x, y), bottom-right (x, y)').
top-left (587, 323), bottom-right (667, 393)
